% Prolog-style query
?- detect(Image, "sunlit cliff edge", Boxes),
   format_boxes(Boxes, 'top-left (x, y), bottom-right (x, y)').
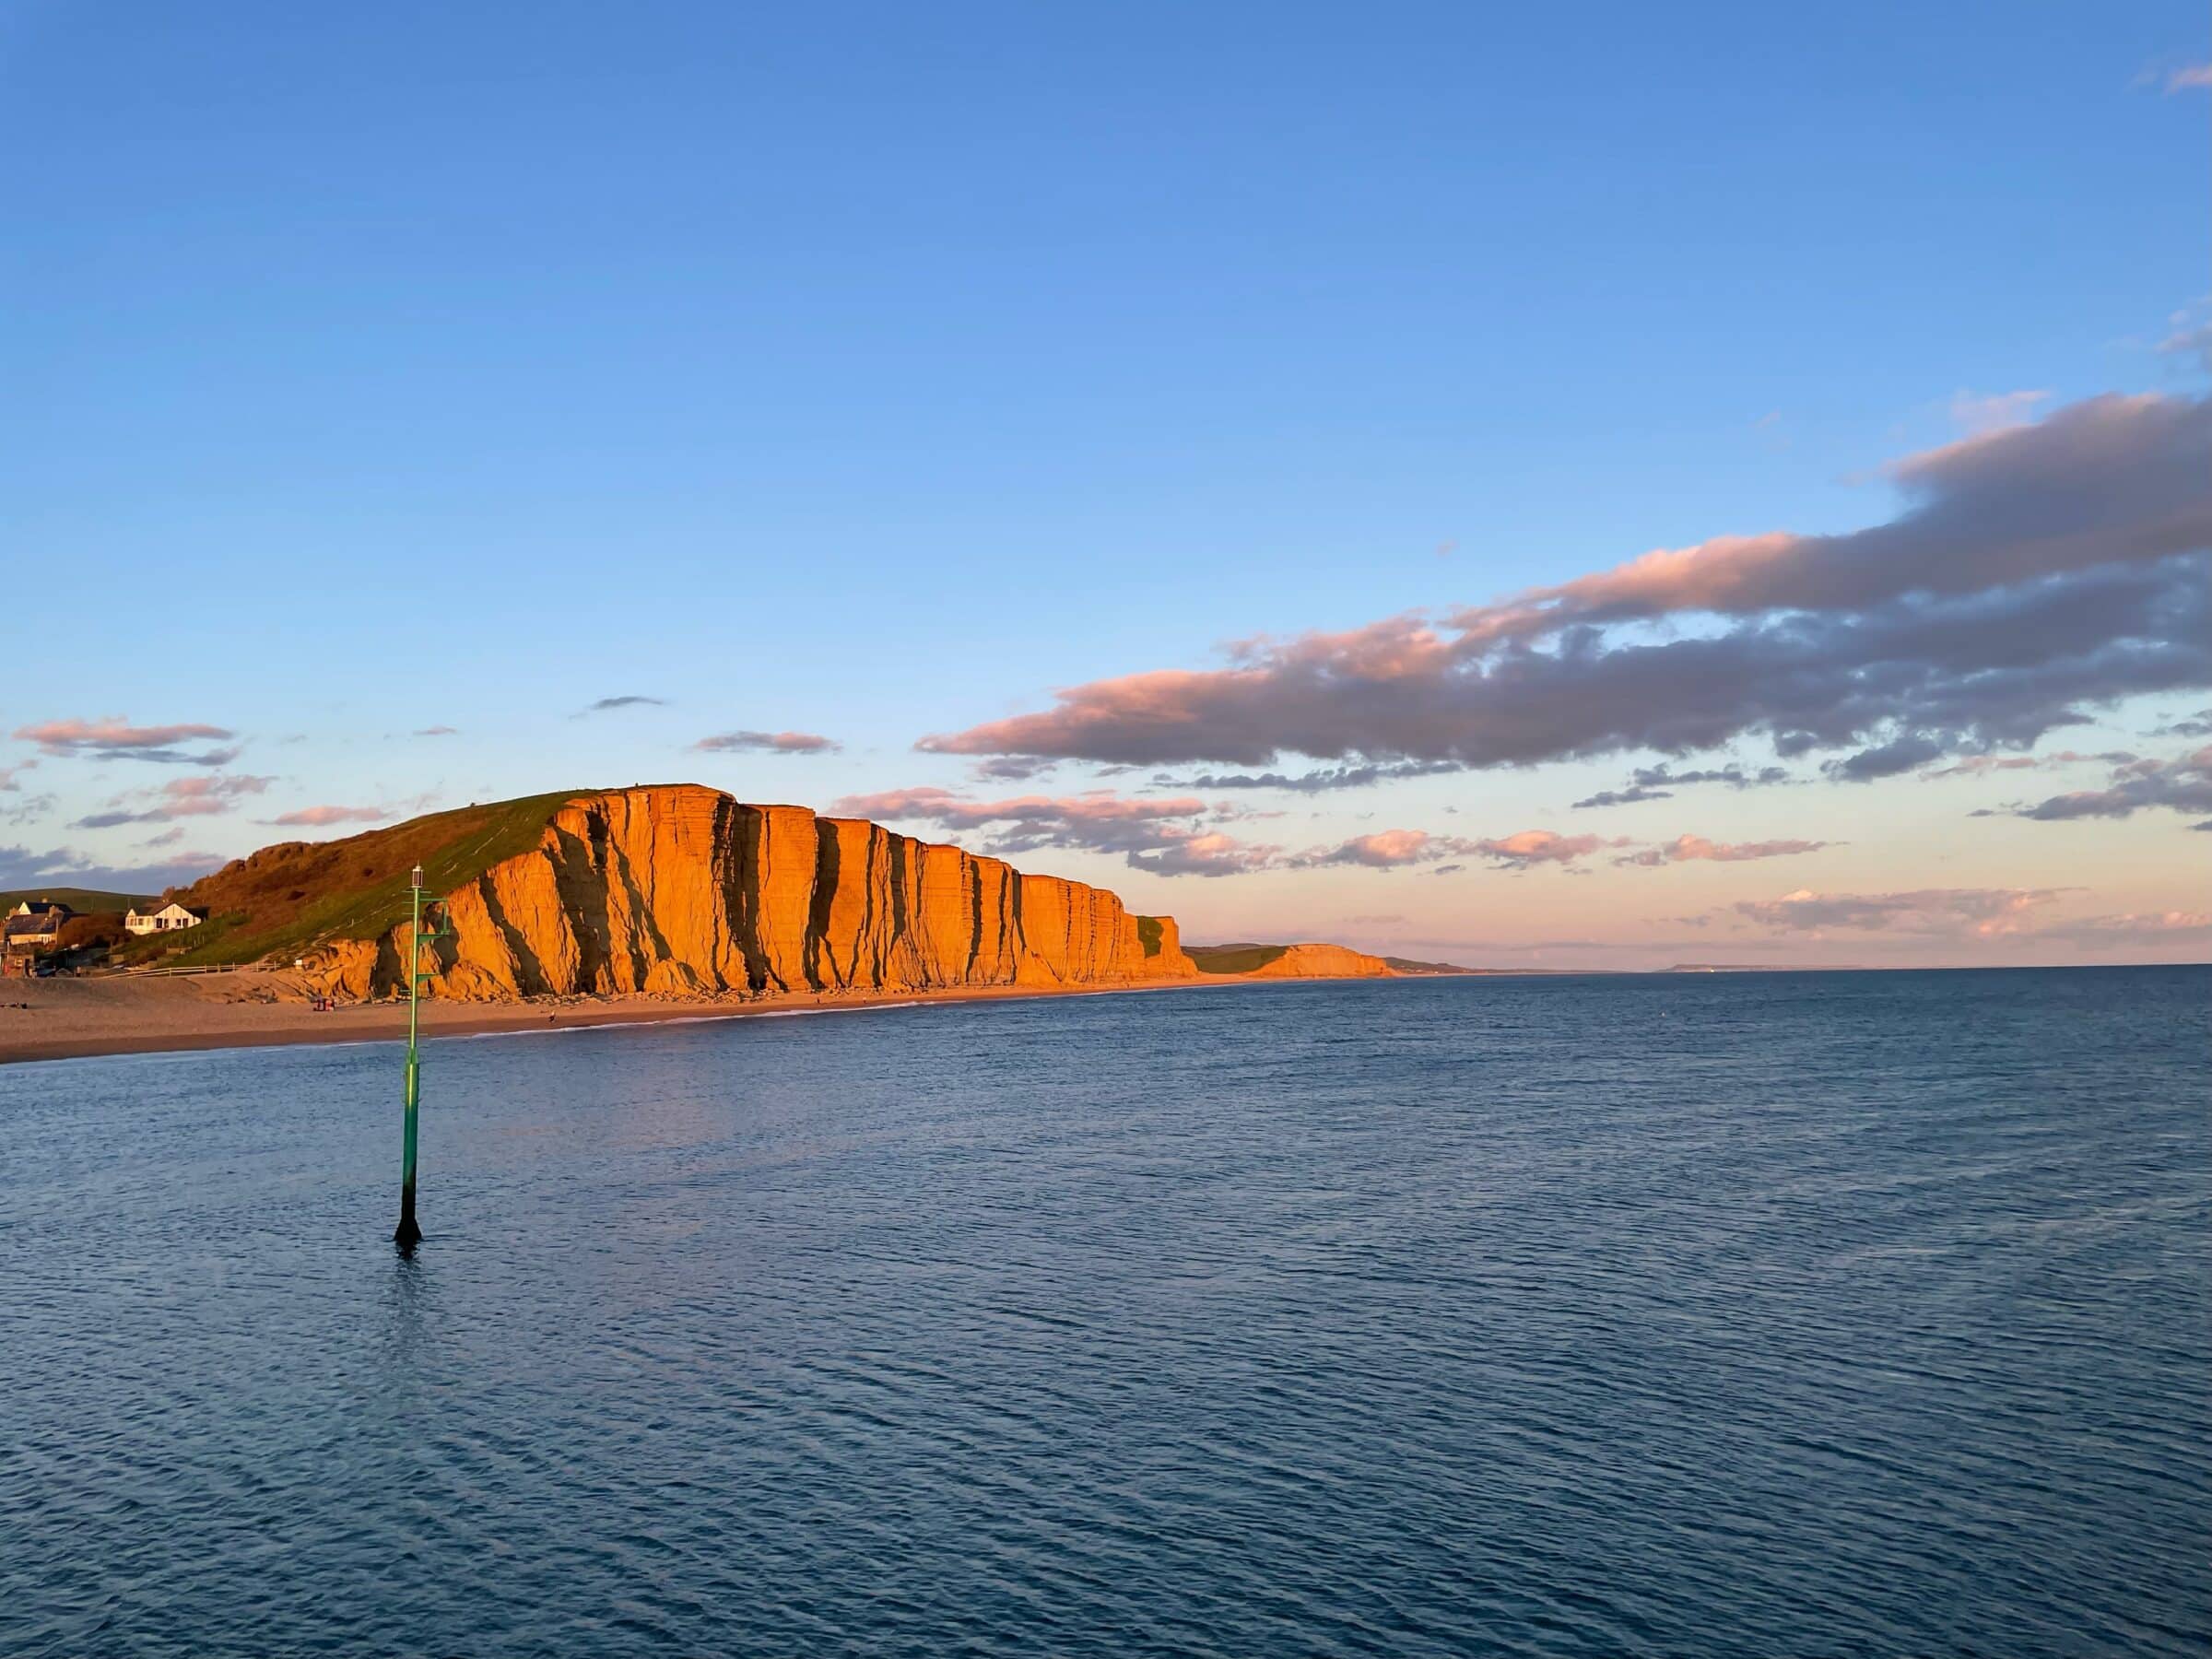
top-left (147, 785), bottom-right (1395, 1003)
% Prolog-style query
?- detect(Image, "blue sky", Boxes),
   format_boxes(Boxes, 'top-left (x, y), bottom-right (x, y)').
top-left (5, 2), bottom-right (2207, 965)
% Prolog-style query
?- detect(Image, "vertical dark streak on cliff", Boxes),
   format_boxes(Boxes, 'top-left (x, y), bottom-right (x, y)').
top-left (730, 806), bottom-right (772, 993)
top-left (551, 825), bottom-right (610, 994)
top-left (806, 825), bottom-right (840, 990)
top-left (479, 876), bottom-right (550, 994)
top-left (965, 855), bottom-right (984, 981)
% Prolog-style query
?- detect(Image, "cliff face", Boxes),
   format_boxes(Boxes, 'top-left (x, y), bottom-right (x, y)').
top-left (1240, 942), bottom-right (1395, 980)
top-left (307, 786), bottom-right (1198, 1002)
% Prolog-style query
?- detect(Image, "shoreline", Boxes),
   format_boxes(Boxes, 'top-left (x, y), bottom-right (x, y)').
top-left (0, 970), bottom-right (1353, 1068)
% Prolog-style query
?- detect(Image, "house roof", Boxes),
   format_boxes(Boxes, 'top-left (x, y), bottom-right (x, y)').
top-left (10, 899), bottom-right (70, 916)
top-left (130, 901), bottom-right (206, 919)
top-left (3, 913), bottom-right (62, 938)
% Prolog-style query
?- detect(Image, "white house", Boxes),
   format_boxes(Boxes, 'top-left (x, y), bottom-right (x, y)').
top-left (125, 900), bottom-right (206, 936)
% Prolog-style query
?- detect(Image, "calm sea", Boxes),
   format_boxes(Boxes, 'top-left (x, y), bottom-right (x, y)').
top-left (3, 968), bottom-right (2206, 1656)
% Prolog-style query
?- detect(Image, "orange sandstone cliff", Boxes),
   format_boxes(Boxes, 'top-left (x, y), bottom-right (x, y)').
top-left (306, 785), bottom-right (1199, 1002)
top-left (1239, 942), bottom-right (1395, 980)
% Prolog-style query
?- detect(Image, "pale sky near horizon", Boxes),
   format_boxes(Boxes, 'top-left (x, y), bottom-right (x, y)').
top-left (4, 2), bottom-right (2207, 969)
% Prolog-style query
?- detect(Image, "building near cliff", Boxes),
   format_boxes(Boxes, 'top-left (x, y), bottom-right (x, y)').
top-left (5, 900), bottom-right (71, 952)
top-left (124, 900), bottom-right (206, 936)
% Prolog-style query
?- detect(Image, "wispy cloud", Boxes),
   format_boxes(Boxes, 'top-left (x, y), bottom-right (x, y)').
top-left (694, 729), bottom-right (841, 755)
top-left (71, 773), bottom-right (274, 829)
top-left (1734, 887), bottom-right (2062, 935)
top-left (2036, 910), bottom-right (2211, 946)
top-left (969, 757), bottom-right (1057, 783)
top-left (1, 793), bottom-right (57, 827)
top-left (14, 716), bottom-right (238, 765)
top-left (2151, 706), bottom-right (2212, 738)
top-left (413, 724), bottom-right (459, 737)
top-left (2001, 744), bottom-right (2212, 822)
top-left (1917, 748), bottom-right (2131, 779)
top-left (574, 695), bottom-right (667, 717)
top-left (1294, 828), bottom-right (1622, 870)
top-left (1947, 388), bottom-right (2050, 435)
top-left (1615, 834), bottom-right (1831, 867)
top-left (1574, 762), bottom-right (1790, 808)
top-left (1162, 759), bottom-right (1462, 794)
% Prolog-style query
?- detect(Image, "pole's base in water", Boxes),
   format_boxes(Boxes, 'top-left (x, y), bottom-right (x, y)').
top-left (394, 1185), bottom-right (420, 1252)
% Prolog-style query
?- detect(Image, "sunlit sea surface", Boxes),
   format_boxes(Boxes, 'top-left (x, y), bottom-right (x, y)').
top-left (4, 968), bottom-right (2207, 1656)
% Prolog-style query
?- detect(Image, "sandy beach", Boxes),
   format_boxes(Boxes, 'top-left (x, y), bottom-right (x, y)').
top-left (0, 968), bottom-right (1290, 1067)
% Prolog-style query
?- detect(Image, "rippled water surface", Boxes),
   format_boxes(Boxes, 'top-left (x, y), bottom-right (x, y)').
top-left (4, 968), bottom-right (2207, 1656)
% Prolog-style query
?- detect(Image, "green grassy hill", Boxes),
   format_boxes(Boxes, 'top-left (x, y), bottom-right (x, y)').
top-left (116, 789), bottom-right (585, 969)
top-left (0, 887), bottom-right (156, 914)
top-left (1185, 942), bottom-right (1290, 975)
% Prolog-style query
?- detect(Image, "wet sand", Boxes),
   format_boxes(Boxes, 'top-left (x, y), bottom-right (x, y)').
top-left (0, 969), bottom-right (1306, 1066)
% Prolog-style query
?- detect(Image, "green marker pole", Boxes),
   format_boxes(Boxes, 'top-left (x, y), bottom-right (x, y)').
top-left (394, 863), bottom-right (425, 1251)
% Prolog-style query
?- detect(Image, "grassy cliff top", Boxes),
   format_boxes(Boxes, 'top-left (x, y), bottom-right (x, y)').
top-left (121, 789), bottom-right (586, 969)
top-left (0, 887), bottom-right (155, 915)
top-left (1184, 943), bottom-right (1291, 975)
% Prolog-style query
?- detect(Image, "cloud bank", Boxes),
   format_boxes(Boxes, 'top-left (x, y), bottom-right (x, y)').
top-left (919, 394), bottom-right (2211, 782)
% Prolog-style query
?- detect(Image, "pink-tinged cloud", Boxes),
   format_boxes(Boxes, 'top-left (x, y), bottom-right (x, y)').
top-left (1307, 829), bottom-right (1444, 868)
top-left (0, 759), bottom-right (35, 792)
top-left (1615, 833), bottom-right (1832, 867)
top-left (1470, 830), bottom-right (1615, 867)
top-left (1295, 827), bottom-right (1622, 870)
top-left (1138, 829), bottom-right (1282, 877)
top-left (2167, 62), bottom-right (2212, 92)
top-left (1734, 888), bottom-right (2064, 935)
top-left (827, 786), bottom-right (1277, 877)
top-left (71, 773), bottom-right (274, 830)
top-left (916, 394), bottom-right (2211, 777)
top-left (16, 716), bottom-right (236, 762)
top-left (1457, 393), bottom-right (2209, 637)
top-left (267, 804), bottom-right (395, 827)
top-left (695, 729), bottom-right (841, 755)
